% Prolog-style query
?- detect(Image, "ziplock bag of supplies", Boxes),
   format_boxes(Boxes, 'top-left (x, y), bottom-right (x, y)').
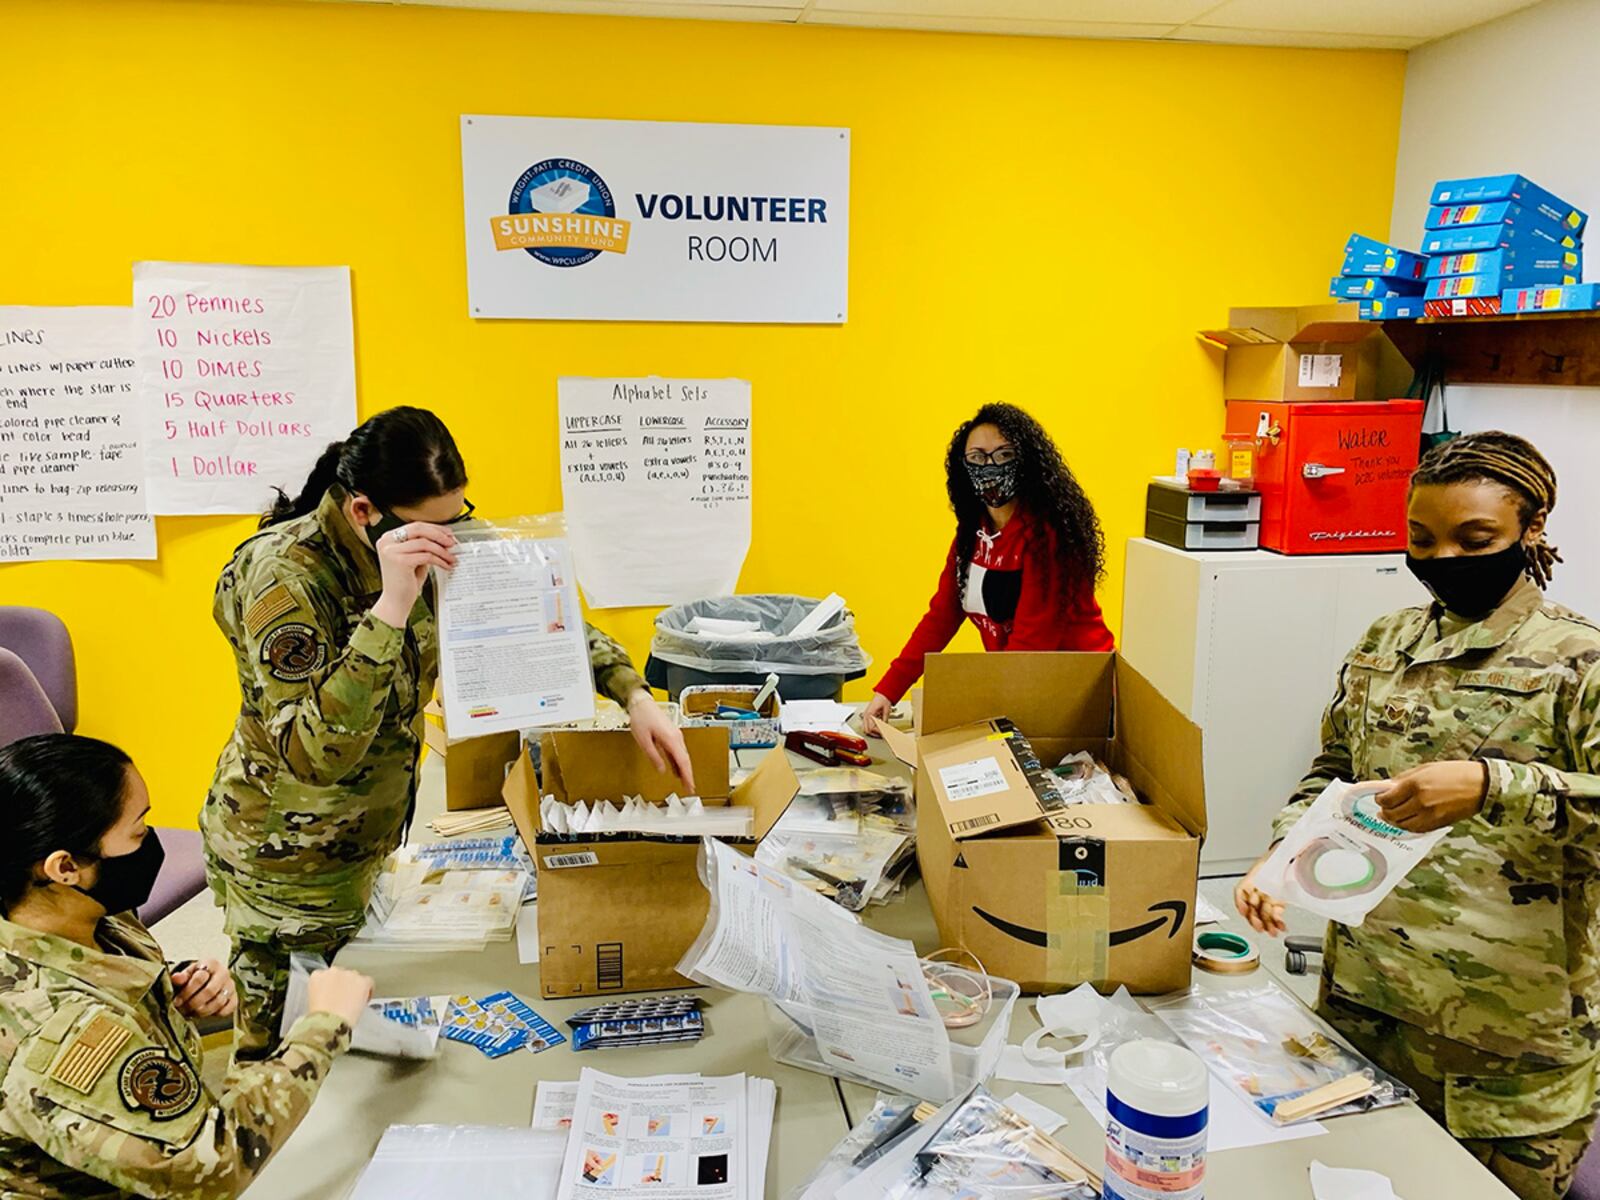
top-left (651, 594), bottom-right (870, 676)
top-left (1255, 779), bottom-right (1449, 925)
top-left (282, 955), bottom-right (447, 1059)
top-left (348, 1125), bottom-right (565, 1200)
top-left (351, 856), bottom-right (527, 952)
top-left (1147, 980), bottom-right (1413, 1124)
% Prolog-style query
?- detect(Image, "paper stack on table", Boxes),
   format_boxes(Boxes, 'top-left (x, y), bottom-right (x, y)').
top-left (348, 1124), bottom-right (567, 1200)
top-left (554, 1068), bottom-right (774, 1200)
top-left (777, 699), bottom-right (857, 736)
top-left (351, 857), bottom-right (529, 952)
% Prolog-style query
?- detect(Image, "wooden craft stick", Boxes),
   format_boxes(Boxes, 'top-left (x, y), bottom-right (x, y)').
top-left (1272, 1072), bottom-right (1375, 1124)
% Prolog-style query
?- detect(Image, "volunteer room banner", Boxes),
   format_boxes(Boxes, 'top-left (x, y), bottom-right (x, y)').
top-left (461, 116), bottom-right (850, 323)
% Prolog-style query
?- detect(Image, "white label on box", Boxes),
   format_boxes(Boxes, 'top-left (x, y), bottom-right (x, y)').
top-left (1298, 353), bottom-right (1343, 388)
top-left (939, 757), bottom-right (1009, 802)
top-left (541, 851), bottom-right (600, 870)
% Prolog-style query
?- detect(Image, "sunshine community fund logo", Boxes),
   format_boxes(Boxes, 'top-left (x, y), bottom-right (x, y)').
top-left (490, 158), bottom-right (630, 267)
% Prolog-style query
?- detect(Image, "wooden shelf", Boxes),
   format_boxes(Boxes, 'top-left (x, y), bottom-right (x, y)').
top-left (1383, 310), bottom-right (1600, 387)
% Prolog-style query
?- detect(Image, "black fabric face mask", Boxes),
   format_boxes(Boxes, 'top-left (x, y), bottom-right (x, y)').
top-left (76, 831), bottom-right (165, 916)
top-left (1405, 542), bottom-right (1529, 619)
top-left (365, 507), bottom-right (406, 547)
top-left (965, 460), bottom-right (1019, 508)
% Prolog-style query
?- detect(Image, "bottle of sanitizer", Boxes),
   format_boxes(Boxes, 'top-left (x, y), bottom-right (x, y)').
top-left (1104, 1039), bottom-right (1209, 1199)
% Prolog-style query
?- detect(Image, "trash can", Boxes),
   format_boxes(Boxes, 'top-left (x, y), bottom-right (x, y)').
top-left (645, 594), bottom-right (870, 701)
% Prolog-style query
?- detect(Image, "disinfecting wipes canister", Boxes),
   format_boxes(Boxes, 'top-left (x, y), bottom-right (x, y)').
top-left (1105, 1039), bottom-right (1209, 1200)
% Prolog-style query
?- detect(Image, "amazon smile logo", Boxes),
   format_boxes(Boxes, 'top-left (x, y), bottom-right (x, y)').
top-left (971, 900), bottom-right (1189, 948)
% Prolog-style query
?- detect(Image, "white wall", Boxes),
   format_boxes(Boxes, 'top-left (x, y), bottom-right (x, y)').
top-left (1390, 0), bottom-right (1600, 618)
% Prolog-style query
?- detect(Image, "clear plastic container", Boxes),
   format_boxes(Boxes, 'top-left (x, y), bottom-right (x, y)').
top-left (1221, 432), bottom-right (1257, 488)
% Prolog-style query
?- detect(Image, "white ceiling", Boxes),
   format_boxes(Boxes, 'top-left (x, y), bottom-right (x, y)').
top-left (328, 0), bottom-right (1547, 48)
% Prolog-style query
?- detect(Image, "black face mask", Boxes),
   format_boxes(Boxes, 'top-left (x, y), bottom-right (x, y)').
top-left (75, 832), bottom-right (165, 916)
top-left (965, 460), bottom-right (1019, 508)
top-left (365, 506), bottom-right (406, 547)
top-left (1405, 542), bottom-right (1529, 619)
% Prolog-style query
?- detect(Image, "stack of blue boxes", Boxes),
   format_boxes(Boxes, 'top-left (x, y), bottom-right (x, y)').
top-left (1420, 175), bottom-right (1587, 315)
top-left (1330, 234), bottom-right (1429, 320)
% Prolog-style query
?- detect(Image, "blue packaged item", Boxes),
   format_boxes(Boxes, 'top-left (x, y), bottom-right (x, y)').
top-left (1431, 174), bottom-right (1587, 236)
top-left (1425, 200), bottom-right (1577, 237)
top-left (1424, 246), bottom-right (1581, 280)
top-left (1503, 283), bottom-right (1600, 313)
top-left (1422, 222), bottom-right (1580, 255)
top-left (1359, 296), bottom-right (1425, 320)
top-left (1341, 235), bottom-right (1427, 281)
top-left (1426, 273), bottom-right (1524, 301)
top-left (479, 991), bottom-right (566, 1053)
top-left (1330, 275), bottom-right (1425, 300)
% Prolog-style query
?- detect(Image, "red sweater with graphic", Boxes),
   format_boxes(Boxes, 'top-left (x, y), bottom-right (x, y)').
top-left (874, 508), bottom-right (1114, 704)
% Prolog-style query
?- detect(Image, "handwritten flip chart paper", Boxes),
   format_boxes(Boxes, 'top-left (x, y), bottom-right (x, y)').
top-left (133, 263), bottom-right (357, 515)
top-left (558, 378), bottom-right (752, 609)
top-left (0, 307), bottom-right (155, 562)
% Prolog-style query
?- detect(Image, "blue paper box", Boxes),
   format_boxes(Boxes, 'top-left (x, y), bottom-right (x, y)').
top-left (1330, 275), bottom-right (1426, 300)
top-left (1423, 246), bottom-right (1581, 280)
top-left (1502, 283), bottom-right (1600, 313)
top-left (1425, 200), bottom-right (1577, 236)
top-left (1431, 175), bottom-right (1587, 236)
top-left (1359, 297), bottom-right (1425, 320)
top-left (1422, 223), bottom-right (1580, 255)
top-left (1426, 274), bottom-right (1515, 300)
top-left (1341, 234), bottom-right (1427, 280)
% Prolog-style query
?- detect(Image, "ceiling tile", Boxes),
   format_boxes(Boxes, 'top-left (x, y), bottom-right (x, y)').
top-left (1188, 0), bottom-right (1542, 40)
top-left (1167, 23), bottom-right (1420, 48)
top-left (808, 0), bottom-right (1213, 20)
top-left (806, 11), bottom-right (1179, 37)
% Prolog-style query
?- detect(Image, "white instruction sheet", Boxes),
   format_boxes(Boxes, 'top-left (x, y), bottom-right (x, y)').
top-left (436, 519), bottom-right (596, 737)
top-left (680, 840), bottom-right (954, 1101)
top-left (558, 377), bottom-right (751, 608)
top-left (0, 306), bottom-right (155, 561)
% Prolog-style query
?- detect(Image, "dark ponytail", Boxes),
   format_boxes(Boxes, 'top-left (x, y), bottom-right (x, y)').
top-left (0, 734), bottom-right (132, 911)
top-left (260, 406), bottom-right (468, 528)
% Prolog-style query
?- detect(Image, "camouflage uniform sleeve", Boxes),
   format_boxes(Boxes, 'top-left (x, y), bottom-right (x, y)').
top-left (1482, 658), bottom-right (1600, 835)
top-left (245, 566), bottom-right (405, 787)
top-left (1270, 662), bottom-right (1357, 845)
top-left (0, 1001), bottom-right (351, 1200)
top-left (586, 622), bottom-right (647, 706)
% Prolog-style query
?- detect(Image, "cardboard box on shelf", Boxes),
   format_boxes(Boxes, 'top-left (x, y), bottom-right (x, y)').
top-left (1199, 304), bottom-right (1404, 401)
top-left (1329, 275), bottom-right (1425, 300)
top-left (886, 652), bottom-right (1207, 996)
top-left (1503, 283), bottom-right (1600, 313)
top-left (423, 700), bottom-right (520, 813)
top-left (1425, 296), bottom-right (1502, 317)
top-left (1423, 246), bottom-right (1581, 280)
top-left (1424, 199), bottom-right (1577, 236)
top-left (501, 726), bottom-right (799, 999)
top-left (1422, 222), bottom-right (1579, 256)
top-left (1341, 235), bottom-right (1427, 280)
top-left (1359, 296), bottom-right (1425, 320)
top-left (1423, 272), bottom-right (1537, 300)
top-left (1430, 174), bottom-right (1587, 235)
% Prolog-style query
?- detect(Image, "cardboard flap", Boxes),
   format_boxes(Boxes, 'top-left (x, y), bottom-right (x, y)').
top-left (733, 746), bottom-right (801, 839)
top-left (922, 653), bottom-right (1114, 737)
top-left (544, 727), bottom-right (731, 803)
top-left (1198, 327), bottom-right (1281, 348)
top-left (919, 721), bottom-right (1049, 840)
top-left (1113, 660), bottom-right (1206, 837)
top-left (1292, 321), bottom-right (1379, 346)
top-left (877, 723), bottom-right (918, 767)
top-left (503, 744), bottom-right (540, 852)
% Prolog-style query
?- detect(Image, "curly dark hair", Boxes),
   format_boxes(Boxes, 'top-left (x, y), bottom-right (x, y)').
top-left (944, 402), bottom-right (1105, 596)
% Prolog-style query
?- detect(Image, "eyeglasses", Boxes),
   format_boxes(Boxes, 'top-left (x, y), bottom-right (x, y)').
top-left (965, 447), bottom-right (1017, 467)
top-left (444, 498), bottom-right (477, 525)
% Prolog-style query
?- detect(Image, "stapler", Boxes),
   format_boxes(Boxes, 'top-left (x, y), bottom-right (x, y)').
top-left (785, 729), bottom-right (872, 767)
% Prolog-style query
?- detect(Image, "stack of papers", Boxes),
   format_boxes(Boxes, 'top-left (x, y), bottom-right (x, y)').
top-left (554, 1068), bottom-right (775, 1200)
top-left (348, 1124), bottom-right (566, 1200)
top-left (351, 860), bottom-right (528, 952)
top-left (540, 794), bottom-right (752, 838)
top-left (777, 699), bottom-right (857, 736)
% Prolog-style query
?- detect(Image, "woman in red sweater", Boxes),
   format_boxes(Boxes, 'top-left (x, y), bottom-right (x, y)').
top-left (864, 403), bottom-right (1114, 732)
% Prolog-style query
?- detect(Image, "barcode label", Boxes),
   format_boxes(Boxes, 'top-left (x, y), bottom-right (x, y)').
top-left (542, 852), bottom-right (599, 869)
top-left (596, 942), bottom-right (624, 991)
top-left (938, 757), bottom-right (1008, 802)
top-left (952, 813), bottom-right (1001, 834)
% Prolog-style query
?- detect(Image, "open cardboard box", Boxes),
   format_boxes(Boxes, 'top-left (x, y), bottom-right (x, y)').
top-left (1200, 302), bottom-right (1406, 402)
top-left (887, 652), bottom-right (1207, 995)
top-left (423, 699), bottom-right (520, 813)
top-left (502, 726), bottom-right (799, 999)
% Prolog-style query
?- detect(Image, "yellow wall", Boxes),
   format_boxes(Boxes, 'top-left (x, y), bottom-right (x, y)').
top-left (1, 0), bottom-right (1406, 828)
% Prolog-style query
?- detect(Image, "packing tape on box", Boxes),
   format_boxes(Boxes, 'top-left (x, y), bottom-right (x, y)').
top-left (1192, 930), bottom-right (1260, 975)
top-left (1045, 876), bottom-right (1109, 984)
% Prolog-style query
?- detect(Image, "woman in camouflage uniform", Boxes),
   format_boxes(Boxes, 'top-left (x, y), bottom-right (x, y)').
top-left (203, 407), bottom-right (691, 1065)
top-left (0, 734), bottom-right (372, 1199)
top-left (1238, 432), bottom-right (1600, 1200)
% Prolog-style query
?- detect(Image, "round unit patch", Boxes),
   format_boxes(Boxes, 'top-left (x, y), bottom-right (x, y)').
top-left (261, 622), bottom-right (327, 683)
top-left (118, 1048), bottom-right (200, 1119)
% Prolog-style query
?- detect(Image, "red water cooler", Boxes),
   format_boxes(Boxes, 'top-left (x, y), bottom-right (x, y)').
top-left (1223, 399), bottom-right (1425, 555)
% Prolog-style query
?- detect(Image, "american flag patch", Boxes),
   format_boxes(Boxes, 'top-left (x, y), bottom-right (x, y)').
top-left (50, 1015), bottom-right (132, 1094)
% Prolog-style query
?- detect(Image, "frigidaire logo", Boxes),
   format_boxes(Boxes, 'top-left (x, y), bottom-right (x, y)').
top-left (1309, 529), bottom-right (1396, 541)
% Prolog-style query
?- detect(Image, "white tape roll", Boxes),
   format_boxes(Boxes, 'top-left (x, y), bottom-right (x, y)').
top-left (1021, 1021), bottom-right (1100, 1069)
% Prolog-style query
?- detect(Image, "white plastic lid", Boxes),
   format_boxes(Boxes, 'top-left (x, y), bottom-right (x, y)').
top-left (1108, 1039), bottom-right (1209, 1118)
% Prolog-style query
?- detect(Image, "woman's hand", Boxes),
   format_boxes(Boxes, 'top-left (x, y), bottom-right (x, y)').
top-left (372, 524), bottom-right (457, 629)
top-left (1234, 853), bottom-right (1288, 937)
top-left (306, 965), bottom-right (375, 1031)
top-left (862, 693), bottom-right (893, 736)
top-left (171, 959), bottom-right (236, 1019)
top-left (627, 689), bottom-right (696, 793)
top-left (1369, 761), bottom-right (1489, 833)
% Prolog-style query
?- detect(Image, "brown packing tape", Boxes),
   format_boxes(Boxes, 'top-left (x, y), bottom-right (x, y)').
top-left (1045, 874), bottom-right (1108, 985)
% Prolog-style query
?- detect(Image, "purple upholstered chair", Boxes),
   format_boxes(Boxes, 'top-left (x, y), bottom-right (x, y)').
top-left (1572, 1143), bottom-right (1600, 1200)
top-left (0, 606), bottom-right (206, 927)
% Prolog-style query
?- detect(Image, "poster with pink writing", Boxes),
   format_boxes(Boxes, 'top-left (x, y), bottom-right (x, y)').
top-left (133, 263), bottom-right (357, 515)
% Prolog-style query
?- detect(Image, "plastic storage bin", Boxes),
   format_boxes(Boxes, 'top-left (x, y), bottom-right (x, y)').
top-left (678, 684), bottom-right (782, 750)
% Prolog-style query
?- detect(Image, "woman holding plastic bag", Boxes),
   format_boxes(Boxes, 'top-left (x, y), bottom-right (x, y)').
top-left (1235, 432), bottom-right (1600, 1200)
top-left (202, 406), bottom-right (691, 1066)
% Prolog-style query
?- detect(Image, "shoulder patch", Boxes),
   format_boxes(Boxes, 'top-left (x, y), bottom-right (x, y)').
top-left (244, 584), bottom-right (299, 637)
top-left (49, 1014), bottom-right (131, 1094)
top-left (118, 1047), bottom-right (200, 1119)
top-left (261, 622), bottom-right (328, 683)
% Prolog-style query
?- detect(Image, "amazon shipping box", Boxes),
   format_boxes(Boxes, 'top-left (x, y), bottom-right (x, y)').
top-left (423, 698), bottom-right (520, 813)
top-left (884, 653), bottom-right (1207, 995)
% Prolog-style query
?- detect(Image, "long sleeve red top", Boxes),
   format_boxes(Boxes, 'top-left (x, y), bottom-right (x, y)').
top-left (873, 507), bottom-right (1114, 704)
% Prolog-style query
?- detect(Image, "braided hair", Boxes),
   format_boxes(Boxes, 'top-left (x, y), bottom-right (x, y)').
top-left (944, 403), bottom-right (1106, 598)
top-left (1410, 431), bottom-right (1561, 587)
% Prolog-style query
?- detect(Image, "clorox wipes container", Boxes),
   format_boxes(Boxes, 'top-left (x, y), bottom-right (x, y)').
top-left (1104, 1039), bottom-right (1209, 1199)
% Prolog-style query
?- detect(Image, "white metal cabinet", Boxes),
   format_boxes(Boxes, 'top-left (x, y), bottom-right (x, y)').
top-left (1120, 537), bottom-right (1428, 874)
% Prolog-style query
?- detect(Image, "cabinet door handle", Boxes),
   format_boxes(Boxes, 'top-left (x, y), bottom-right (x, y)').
top-left (1303, 462), bottom-right (1346, 479)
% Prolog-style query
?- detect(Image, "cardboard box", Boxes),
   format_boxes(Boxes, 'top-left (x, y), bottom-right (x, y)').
top-left (1425, 272), bottom-right (1528, 300)
top-left (1358, 296), bottom-right (1425, 320)
top-left (502, 726), bottom-right (799, 999)
top-left (1329, 275), bottom-right (1425, 300)
top-left (1422, 222), bottom-right (1579, 256)
top-left (1424, 199), bottom-right (1578, 236)
top-left (1503, 283), bottom-right (1600, 313)
top-left (1423, 246), bottom-right (1581, 280)
top-left (423, 700), bottom-right (520, 812)
top-left (1200, 304), bottom-right (1399, 401)
top-left (888, 653), bottom-right (1207, 996)
top-left (1425, 297), bottom-right (1502, 317)
top-left (1431, 174), bottom-right (1587, 236)
top-left (1341, 235), bottom-right (1427, 280)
